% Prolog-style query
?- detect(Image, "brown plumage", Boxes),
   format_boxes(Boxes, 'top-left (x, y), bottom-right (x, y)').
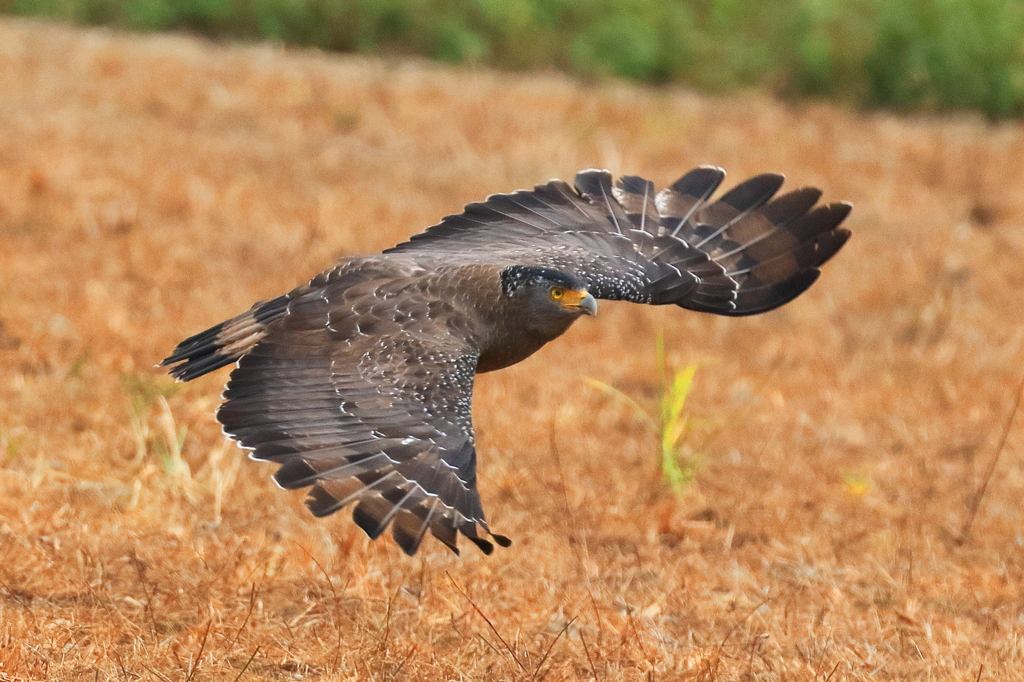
top-left (163, 167), bottom-right (851, 555)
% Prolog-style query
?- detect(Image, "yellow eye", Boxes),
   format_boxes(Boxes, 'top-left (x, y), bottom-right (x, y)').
top-left (550, 287), bottom-right (566, 300)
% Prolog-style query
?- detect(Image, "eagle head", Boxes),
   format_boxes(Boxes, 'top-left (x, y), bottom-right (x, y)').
top-left (500, 266), bottom-right (598, 320)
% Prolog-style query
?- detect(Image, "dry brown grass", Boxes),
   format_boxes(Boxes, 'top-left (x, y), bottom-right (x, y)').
top-left (2, 17), bottom-right (1024, 681)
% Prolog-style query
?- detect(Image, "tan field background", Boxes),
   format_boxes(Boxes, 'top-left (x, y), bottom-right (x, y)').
top-left (2, 17), bottom-right (1024, 681)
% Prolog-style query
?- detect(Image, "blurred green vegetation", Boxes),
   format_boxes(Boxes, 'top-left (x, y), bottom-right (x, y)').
top-left (3, 0), bottom-right (1023, 119)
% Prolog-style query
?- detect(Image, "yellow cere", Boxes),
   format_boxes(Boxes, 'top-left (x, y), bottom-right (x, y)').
top-left (554, 288), bottom-right (589, 306)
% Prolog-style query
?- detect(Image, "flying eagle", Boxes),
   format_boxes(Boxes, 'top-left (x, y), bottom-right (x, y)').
top-left (163, 167), bottom-right (851, 555)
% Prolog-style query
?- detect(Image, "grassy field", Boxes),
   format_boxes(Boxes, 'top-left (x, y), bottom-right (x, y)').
top-left (2, 17), bottom-right (1024, 681)
top-left (5, 0), bottom-right (1024, 120)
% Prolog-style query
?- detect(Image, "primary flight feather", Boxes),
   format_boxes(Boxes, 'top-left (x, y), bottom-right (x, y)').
top-left (163, 167), bottom-right (851, 555)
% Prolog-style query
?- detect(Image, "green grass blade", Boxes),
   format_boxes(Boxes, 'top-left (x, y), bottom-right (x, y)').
top-left (582, 376), bottom-right (654, 426)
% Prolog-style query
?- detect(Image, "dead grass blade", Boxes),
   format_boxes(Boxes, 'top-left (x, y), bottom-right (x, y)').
top-left (698, 596), bottom-right (775, 681)
top-left (577, 628), bottom-right (598, 681)
top-left (230, 646), bottom-right (260, 682)
top-left (959, 370), bottom-right (1024, 542)
top-left (532, 617), bottom-right (575, 682)
top-left (225, 582), bottom-right (260, 655)
top-left (822, 661), bottom-right (841, 681)
top-left (142, 664), bottom-right (174, 682)
top-left (447, 572), bottom-right (527, 672)
top-left (294, 542), bottom-right (347, 672)
top-left (184, 618), bottom-right (213, 682)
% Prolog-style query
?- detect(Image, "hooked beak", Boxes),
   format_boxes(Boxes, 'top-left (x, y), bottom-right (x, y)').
top-left (575, 292), bottom-right (598, 317)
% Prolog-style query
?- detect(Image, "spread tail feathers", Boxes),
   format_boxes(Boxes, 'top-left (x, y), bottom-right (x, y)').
top-left (162, 295), bottom-right (290, 381)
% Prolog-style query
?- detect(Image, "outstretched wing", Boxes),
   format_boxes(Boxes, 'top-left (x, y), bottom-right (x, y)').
top-left (167, 266), bottom-right (508, 556)
top-left (385, 167), bottom-right (851, 315)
